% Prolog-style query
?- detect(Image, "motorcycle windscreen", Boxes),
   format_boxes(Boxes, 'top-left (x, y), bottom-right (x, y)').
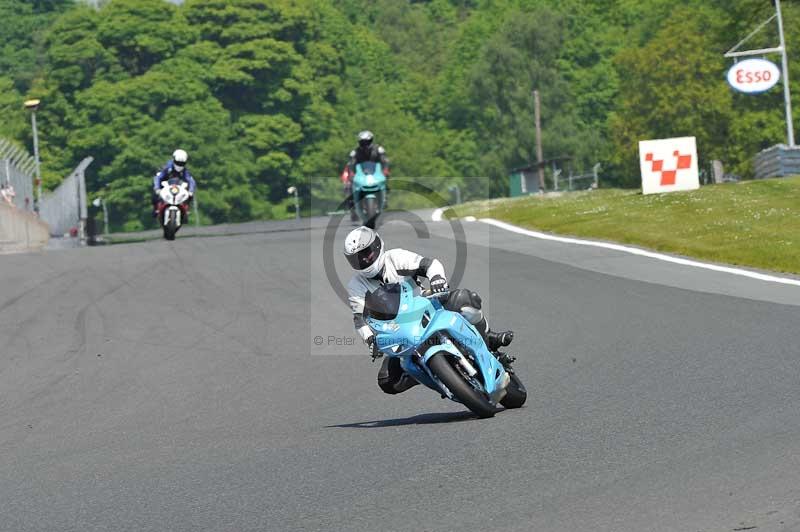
top-left (364, 283), bottom-right (401, 321)
top-left (358, 162), bottom-right (377, 175)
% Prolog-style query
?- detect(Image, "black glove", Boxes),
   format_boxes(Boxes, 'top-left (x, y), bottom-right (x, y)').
top-left (367, 335), bottom-right (381, 361)
top-left (429, 275), bottom-right (449, 294)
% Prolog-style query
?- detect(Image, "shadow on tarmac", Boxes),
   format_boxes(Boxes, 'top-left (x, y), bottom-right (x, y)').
top-left (327, 410), bottom-right (479, 428)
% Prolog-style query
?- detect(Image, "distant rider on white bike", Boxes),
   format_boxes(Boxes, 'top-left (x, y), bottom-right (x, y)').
top-left (152, 149), bottom-right (196, 217)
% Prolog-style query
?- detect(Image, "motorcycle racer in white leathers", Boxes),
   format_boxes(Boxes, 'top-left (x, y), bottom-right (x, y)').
top-left (344, 226), bottom-right (514, 394)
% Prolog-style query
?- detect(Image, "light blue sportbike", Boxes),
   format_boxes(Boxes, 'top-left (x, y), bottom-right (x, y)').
top-left (352, 161), bottom-right (386, 229)
top-left (365, 281), bottom-right (527, 418)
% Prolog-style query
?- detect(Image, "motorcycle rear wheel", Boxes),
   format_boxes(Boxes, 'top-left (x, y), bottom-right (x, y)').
top-left (427, 353), bottom-right (496, 418)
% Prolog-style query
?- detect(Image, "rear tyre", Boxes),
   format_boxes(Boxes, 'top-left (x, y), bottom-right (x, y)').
top-left (362, 197), bottom-right (380, 229)
top-left (500, 372), bottom-right (527, 409)
top-left (427, 353), bottom-right (496, 418)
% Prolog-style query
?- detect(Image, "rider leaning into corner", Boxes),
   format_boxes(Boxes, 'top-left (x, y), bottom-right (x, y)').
top-left (152, 149), bottom-right (197, 216)
top-left (343, 226), bottom-right (515, 395)
top-left (340, 131), bottom-right (390, 219)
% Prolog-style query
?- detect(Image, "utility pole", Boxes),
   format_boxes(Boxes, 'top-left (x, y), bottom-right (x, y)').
top-left (775, 0), bottom-right (795, 147)
top-left (532, 90), bottom-right (545, 191)
top-left (24, 99), bottom-right (42, 210)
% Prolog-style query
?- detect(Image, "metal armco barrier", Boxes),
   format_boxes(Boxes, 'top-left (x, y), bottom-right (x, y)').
top-left (39, 157), bottom-right (93, 240)
top-left (0, 138), bottom-right (36, 211)
top-left (754, 144), bottom-right (800, 179)
top-left (0, 201), bottom-right (49, 253)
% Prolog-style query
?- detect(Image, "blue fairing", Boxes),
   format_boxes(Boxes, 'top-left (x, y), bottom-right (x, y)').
top-left (366, 282), bottom-right (507, 404)
top-left (352, 162), bottom-right (386, 220)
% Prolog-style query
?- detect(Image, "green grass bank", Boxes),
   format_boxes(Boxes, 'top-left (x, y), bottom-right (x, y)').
top-left (451, 177), bottom-right (800, 275)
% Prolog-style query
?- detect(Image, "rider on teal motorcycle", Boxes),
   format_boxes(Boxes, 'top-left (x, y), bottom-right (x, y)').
top-left (343, 226), bottom-right (515, 395)
top-left (342, 131), bottom-right (390, 218)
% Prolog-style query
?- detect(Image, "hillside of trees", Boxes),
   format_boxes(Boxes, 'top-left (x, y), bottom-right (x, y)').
top-left (0, 0), bottom-right (797, 231)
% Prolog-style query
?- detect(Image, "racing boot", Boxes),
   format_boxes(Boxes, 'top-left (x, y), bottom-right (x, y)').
top-left (487, 330), bottom-right (515, 370)
top-left (474, 318), bottom-right (515, 369)
top-left (486, 330), bottom-right (514, 351)
top-left (471, 316), bottom-right (514, 352)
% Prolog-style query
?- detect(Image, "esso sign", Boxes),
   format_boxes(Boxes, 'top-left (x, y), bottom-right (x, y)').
top-left (727, 58), bottom-right (781, 93)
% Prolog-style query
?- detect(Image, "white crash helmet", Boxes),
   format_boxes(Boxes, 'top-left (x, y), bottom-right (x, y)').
top-left (344, 226), bottom-right (385, 278)
top-left (357, 130), bottom-right (374, 149)
top-left (172, 149), bottom-right (188, 171)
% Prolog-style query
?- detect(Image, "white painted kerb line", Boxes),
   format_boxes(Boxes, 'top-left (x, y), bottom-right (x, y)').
top-left (480, 217), bottom-right (800, 287)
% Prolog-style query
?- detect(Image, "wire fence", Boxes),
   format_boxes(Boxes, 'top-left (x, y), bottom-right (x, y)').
top-left (1, 137), bottom-right (93, 240)
top-left (0, 138), bottom-right (36, 211)
top-left (39, 157), bottom-right (92, 238)
top-left (552, 163), bottom-right (601, 192)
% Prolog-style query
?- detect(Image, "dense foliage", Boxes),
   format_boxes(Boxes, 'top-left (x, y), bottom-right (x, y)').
top-left (0, 0), bottom-right (797, 230)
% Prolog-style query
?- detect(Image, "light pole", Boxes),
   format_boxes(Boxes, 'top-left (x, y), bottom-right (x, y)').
top-left (287, 186), bottom-right (299, 219)
top-left (92, 197), bottom-right (109, 235)
top-left (23, 99), bottom-right (42, 210)
top-left (448, 184), bottom-right (461, 205)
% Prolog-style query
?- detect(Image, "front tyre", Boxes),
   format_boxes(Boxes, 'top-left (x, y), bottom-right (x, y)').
top-left (500, 372), bottom-right (527, 409)
top-left (362, 196), bottom-right (380, 229)
top-left (427, 353), bottom-right (496, 418)
top-left (163, 212), bottom-right (178, 241)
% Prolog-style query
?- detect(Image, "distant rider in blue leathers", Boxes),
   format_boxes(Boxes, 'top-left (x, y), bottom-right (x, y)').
top-left (152, 149), bottom-right (196, 216)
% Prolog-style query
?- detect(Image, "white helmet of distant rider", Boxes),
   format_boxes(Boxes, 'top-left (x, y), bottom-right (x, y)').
top-left (172, 149), bottom-right (188, 171)
top-left (357, 130), bottom-right (374, 150)
top-left (343, 226), bottom-right (385, 278)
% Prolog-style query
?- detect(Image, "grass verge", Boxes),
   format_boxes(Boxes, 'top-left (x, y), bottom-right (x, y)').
top-left (451, 176), bottom-right (800, 275)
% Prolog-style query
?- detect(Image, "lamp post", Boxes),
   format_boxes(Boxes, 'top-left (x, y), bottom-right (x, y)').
top-left (92, 197), bottom-right (109, 235)
top-left (448, 184), bottom-right (461, 205)
top-left (287, 186), bottom-right (299, 219)
top-left (23, 99), bottom-right (42, 210)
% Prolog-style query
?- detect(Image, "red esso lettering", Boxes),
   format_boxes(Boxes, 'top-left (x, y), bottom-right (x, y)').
top-left (736, 69), bottom-right (771, 84)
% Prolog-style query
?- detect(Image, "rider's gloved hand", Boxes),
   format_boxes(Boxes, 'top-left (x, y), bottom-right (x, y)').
top-left (366, 335), bottom-right (381, 361)
top-left (430, 275), bottom-right (449, 295)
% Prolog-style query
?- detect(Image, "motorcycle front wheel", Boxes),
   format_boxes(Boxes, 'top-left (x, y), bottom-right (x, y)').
top-left (163, 212), bottom-right (178, 241)
top-left (362, 196), bottom-right (380, 229)
top-left (427, 353), bottom-right (496, 418)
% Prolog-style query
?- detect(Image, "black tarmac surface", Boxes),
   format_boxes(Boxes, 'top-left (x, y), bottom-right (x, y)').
top-left (1, 216), bottom-right (799, 532)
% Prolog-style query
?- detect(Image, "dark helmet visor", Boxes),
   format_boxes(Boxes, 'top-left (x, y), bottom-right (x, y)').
top-left (346, 235), bottom-right (382, 270)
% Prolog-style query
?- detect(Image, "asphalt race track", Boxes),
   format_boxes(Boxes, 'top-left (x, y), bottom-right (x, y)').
top-left (2, 215), bottom-right (800, 532)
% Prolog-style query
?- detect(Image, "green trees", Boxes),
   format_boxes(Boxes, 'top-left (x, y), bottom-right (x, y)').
top-left (1, 0), bottom-right (797, 230)
top-left (610, 5), bottom-right (733, 185)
